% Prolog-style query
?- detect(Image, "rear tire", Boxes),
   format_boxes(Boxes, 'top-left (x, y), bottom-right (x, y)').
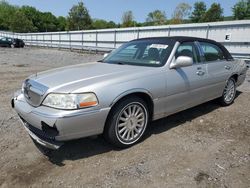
top-left (104, 96), bottom-right (149, 148)
top-left (219, 77), bottom-right (236, 106)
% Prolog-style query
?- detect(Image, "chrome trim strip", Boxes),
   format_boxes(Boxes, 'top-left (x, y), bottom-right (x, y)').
top-left (25, 79), bottom-right (49, 94)
top-left (29, 86), bottom-right (44, 96)
top-left (23, 79), bottom-right (49, 106)
top-left (31, 107), bottom-right (111, 119)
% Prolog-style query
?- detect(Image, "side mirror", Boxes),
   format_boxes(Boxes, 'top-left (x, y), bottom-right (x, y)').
top-left (170, 56), bottom-right (193, 69)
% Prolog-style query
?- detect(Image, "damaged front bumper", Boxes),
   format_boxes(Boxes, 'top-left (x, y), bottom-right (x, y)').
top-left (19, 114), bottom-right (63, 150)
top-left (11, 94), bottom-right (110, 150)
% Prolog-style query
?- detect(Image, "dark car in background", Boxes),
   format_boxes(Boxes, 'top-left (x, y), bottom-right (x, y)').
top-left (13, 38), bottom-right (25, 48)
top-left (0, 37), bottom-right (25, 48)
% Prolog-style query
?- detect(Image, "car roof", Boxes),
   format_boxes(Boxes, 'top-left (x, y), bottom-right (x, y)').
top-left (133, 36), bottom-right (218, 44)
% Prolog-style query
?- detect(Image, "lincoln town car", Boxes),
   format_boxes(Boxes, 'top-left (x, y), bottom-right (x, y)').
top-left (12, 37), bottom-right (247, 150)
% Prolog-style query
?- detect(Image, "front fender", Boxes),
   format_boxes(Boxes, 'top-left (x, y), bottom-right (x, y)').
top-left (109, 88), bottom-right (153, 107)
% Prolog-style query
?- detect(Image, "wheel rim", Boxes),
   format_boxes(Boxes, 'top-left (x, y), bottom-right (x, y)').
top-left (224, 79), bottom-right (235, 103)
top-left (115, 102), bottom-right (147, 145)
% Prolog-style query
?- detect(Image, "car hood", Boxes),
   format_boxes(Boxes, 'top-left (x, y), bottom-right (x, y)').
top-left (30, 62), bottom-right (154, 93)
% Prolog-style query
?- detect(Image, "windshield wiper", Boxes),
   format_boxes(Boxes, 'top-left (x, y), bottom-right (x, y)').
top-left (100, 60), bottom-right (126, 65)
top-left (116, 62), bottom-right (125, 65)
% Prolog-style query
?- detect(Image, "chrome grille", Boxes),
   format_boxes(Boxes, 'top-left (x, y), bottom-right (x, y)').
top-left (23, 79), bottom-right (49, 106)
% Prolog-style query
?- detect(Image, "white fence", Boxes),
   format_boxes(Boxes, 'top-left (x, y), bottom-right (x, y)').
top-left (1, 20), bottom-right (250, 59)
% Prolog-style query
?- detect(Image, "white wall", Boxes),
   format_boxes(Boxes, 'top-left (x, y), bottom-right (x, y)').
top-left (1, 20), bottom-right (250, 57)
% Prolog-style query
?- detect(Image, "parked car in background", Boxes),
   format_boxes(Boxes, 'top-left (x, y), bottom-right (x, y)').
top-left (13, 38), bottom-right (25, 48)
top-left (0, 37), bottom-right (12, 47)
top-left (0, 37), bottom-right (25, 48)
top-left (12, 36), bottom-right (247, 150)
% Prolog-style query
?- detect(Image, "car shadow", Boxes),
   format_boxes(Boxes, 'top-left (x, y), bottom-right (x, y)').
top-left (42, 91), bottom-right (242, 166)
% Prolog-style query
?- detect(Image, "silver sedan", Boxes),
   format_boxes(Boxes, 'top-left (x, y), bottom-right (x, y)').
top-left (12, 36), bottom-right (247, 150)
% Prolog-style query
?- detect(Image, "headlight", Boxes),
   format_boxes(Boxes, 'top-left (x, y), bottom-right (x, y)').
top-left (42, 93), bottom-right (98, 110)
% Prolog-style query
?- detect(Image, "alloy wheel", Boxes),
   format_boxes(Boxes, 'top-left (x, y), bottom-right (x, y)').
top-left (115, 102), bottom-right (147, 145)
top-left (223, 78), bottom-right (236, 103)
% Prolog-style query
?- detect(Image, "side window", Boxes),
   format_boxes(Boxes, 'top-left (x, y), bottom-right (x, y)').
top-left (175, 42), bottom-right (200, 63)
top-left (200, 42), bottom-right (225, 62)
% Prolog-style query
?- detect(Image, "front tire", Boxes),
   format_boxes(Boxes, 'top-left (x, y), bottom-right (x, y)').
top-left (219, 77), bottom-right (236, 106)
top-left (104, 96), bottom-right (149, 148)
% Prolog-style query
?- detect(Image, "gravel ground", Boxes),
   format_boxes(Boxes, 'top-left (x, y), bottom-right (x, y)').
top-left (0, 47), bottom-right (249, 188)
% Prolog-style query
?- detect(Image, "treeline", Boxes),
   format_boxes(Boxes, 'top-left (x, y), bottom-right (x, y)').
top-left (0, 0), bottom-right (249, 33)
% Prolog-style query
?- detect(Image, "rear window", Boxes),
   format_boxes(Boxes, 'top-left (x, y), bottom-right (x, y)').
top-left (200, 42), bottom-right (225, 62)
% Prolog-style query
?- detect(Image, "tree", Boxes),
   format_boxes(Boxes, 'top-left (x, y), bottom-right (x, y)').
top-left (20, 6), bottom-right (42, 32)
top-left (9, 10), bottom-right (34, 32)
top-left (67, 1), bottom-right (92, 30)
top-left (232, 0), bottom-right (250, 20)
top-left (57, 16), bottom-right (67, 31)
top-left (146, 10), bottom-right (167, 25)
top-left (92, 19), bottom-right (117, 29)
top-left (121, 11), bottom-right (135, 27)
top-left (202, 3), bottom-right (223, 22)
top-left (0, 1), bottom-right (68, 32)
top-left (190, 1), bottom-right (207, 23)
top-left (40, 12), bottom-right (58, 32)
top-left (20, 6), bottom-right (67, 32)
top-left (107, 21), bottom-right (117, 28)
top-left (248, 0), bottom-right (250, 17)
top-left (172, 3), bottom-right (192, 24)
top-left (0, 1), bottom-right (17, 30)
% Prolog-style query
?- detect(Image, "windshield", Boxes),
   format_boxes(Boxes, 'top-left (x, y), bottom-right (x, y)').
top-left (103, 39), bottom-right (175, 67)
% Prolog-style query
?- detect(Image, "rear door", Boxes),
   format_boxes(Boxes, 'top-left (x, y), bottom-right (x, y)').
top-left (198, 41), bottom-right (233, 99)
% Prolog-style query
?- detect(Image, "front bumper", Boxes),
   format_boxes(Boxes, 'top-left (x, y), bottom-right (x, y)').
top-left (21, 117), bottom-right (63, 150)
top-left (12, 94), bottom-right (110, 149)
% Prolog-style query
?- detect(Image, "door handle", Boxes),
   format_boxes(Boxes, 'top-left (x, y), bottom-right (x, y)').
top-left (196, 70), bottom-right (205, 76)
top-left (225, 65), bottom-right (231, 70)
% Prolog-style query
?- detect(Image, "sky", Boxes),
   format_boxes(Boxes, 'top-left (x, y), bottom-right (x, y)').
top-left (7, 0), bottom-right (238, 23)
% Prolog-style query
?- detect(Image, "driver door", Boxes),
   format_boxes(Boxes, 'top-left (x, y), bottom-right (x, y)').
top-left (164, 42), bottom-right (209, 115)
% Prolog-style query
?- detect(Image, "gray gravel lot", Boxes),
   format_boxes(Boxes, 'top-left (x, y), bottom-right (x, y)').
top-left (0, 47), bottom-right (249, 188)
